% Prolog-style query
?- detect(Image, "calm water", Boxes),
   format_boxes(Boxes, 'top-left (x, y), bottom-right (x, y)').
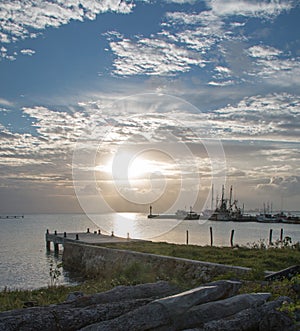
top-left (1, 213), bottom-right (300, 290)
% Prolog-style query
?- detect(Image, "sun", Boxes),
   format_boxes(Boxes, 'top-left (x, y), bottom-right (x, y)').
top-left (128, 156), bottom-right (155, 179)
top-left (95, 151), bottom-right (159, 181)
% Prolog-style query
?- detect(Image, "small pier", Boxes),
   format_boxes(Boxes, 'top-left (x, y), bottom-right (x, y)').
top-left (0, 215), bottom-right (24, 219)
top-left (45, 229), bottom-right (139, 253)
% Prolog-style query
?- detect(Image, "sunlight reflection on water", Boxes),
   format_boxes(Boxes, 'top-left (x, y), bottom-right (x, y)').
top-left (1, 213), bottom-right (300, 290)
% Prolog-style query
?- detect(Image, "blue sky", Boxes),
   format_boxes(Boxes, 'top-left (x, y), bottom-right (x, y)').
top-left (0, 0), bottom-right (299, 214)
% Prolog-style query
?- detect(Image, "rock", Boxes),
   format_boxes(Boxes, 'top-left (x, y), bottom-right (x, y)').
top-left (175, 292), bottom-right (271, 330)
top-left (79, 280), bottom-right (243, 331)
top-left (259, 310), bottom-right (294, 331)
top-left (0, 281), bottom-right (178, 331)
top-left (79, 301), bottom-right (172, 331)
top-left (184, 296), bottom-right (293, 331)
top-left (0, 299), bottom-right (152, 331)
top-left (64, 280), bottom-right (178, 308)
top-left (265, 265), bottom-right (300, 281)
top-left (154, 280), bottom-right (241, 317)
top-left (0, 280), bottom-right (292, 331)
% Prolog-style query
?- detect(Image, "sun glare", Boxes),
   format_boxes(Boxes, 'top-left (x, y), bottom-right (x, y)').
top-left (95, 151), bottom-right (165, 181)
top-left (128, 157), bottom-right (155, 179)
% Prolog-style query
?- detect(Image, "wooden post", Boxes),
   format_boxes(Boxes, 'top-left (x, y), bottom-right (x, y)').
top-left (230, 229), bottom-right (235, 247)
top-left (186, 230), bottom-right (189, 245)
top-left (269, 229), bottom-right (273, 245)
top-left (46, 229), bottom-right (51, 251)
top-left (280, 228), bottom-right (283, 242)
top-left (54, 243), bottom-right (59, 253)
top-left (76, 234), bottom-right (79, 240)
top-left (46, 240), bottom-right (51, 252)
top-left (210, 227), bottom-right (213, 246)
top-left (64, 232), bottom-right (67, 238)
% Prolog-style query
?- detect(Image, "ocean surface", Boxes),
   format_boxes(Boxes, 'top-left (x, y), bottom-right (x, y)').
top-left (1, 213), bottom-right (300, 290)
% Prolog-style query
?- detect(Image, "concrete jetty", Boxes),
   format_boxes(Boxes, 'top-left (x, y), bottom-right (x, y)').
top-left (45, 229), bottom-right (140, 253)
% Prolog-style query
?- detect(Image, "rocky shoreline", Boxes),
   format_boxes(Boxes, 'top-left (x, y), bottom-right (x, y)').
top-left (0, 280), bottom-right (297, 331)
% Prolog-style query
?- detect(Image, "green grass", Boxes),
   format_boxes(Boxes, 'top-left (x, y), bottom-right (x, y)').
top-left (99, 240), bottom-right (300, 271)
top-left (1, 241), bottom-right (299, 312)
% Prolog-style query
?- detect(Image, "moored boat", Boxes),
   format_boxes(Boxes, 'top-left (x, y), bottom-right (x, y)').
top-left (256, 213), bottom-right (282, 223)
top-left (209, 185), bottom-right (256, 222)
top-left (148, 206), bottom-right (200, 220)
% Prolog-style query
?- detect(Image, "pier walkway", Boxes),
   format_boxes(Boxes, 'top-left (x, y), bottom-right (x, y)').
top-left (45, 229), bottom-right (140, 253)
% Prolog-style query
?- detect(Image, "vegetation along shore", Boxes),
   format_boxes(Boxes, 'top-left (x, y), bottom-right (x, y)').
top-left (1, 240), bottom-right (299, 326)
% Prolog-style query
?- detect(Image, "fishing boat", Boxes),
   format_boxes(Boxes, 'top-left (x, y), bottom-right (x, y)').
top-left (280, 213), bottom-right (300, 224)
top-left (208, 185), bottom-right (256, 222)
top-left (256, 213), bottom-right (282, 223)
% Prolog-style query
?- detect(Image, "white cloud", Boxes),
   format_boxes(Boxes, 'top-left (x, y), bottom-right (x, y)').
top-left (247, 45), bottom-right (282, 59)
top-left (244, 45), bottom-right (300, 86)
top-left (0, 0), bottom-right (134, 48)
top-left (164, 0), bottom-right (197, 3)
top-left (256, 176), bottom-right (300, 197)
top-left (0, 98), bottom-right (13, 107)
top-left (20, 49), bottom-right (36, 56)
top-left (106, 1), bottom-right (297, 78)
top-left (211, 93), bottom-right (300, 140)
top-left (207, 0), bottom-right (293, 18)
top-left (110, 37), bottom-right (205, 76)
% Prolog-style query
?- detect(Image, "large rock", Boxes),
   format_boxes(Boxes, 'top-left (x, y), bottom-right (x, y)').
top-left (184, 296), bottom-right (294, 331)
top-left (0, 281), bottom-right (178, 331)
top-left (80, 280), bottom-right (242, 331)
top-left (0, 299), bottom-right (151, 331)
top-left (154, 280), bottom-right (241, 316)
top-left (63, 280), bottom-right (178, 308)
top-left (174, 292), bottom-right (271, 330)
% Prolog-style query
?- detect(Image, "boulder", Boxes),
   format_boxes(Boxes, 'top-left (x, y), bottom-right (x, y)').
top-left (183, 296), bottom-right (294, 331)
top-left (174, 292), bottom-right (271, 330)
top-left (0, 281), bottom-right (178, 331)
top-left (79, 280), bottom-right (243, 331)
top-left (265, 265), bottom-right (300, 281)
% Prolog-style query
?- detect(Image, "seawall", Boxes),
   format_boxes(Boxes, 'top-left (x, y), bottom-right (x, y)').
top-left (62, 242), bottom-right (252, 282)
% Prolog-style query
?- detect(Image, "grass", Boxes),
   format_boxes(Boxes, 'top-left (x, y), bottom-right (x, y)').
top-left (0, 240), bottom-right (299, 313)
top-left (98, 240), bottom-right (300, 271)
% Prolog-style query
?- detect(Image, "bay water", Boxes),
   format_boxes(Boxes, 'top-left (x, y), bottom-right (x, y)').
top-left (1, 213), bottom-right (300, 290)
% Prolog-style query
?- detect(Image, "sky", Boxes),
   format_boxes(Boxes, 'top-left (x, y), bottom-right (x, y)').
top-left (0, 0), bottom-right (300, 214)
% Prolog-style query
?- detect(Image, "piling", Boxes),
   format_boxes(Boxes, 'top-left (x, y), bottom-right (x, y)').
top-left (230, 229), bottom-right (235, 247)
top-left (269, 229), bottom-right (273, 245)
top-left (186, 230), bottom-right (189, 245)
top-left (54, 243), bottom-right (59, 253)
top-left (280, 228), bottom-right (284, 242)
top-left (46, 229), bottom-right (51, 251)
top-left (210, 227), bottom-right (213, 246)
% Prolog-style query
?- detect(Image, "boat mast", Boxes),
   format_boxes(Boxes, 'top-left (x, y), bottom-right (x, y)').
top-left (229, 185), bottom-right (233, 209)
top-left (211, 184), bottom-right (214, 210)
top-left (221, 185), bottom-right (224, 204)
